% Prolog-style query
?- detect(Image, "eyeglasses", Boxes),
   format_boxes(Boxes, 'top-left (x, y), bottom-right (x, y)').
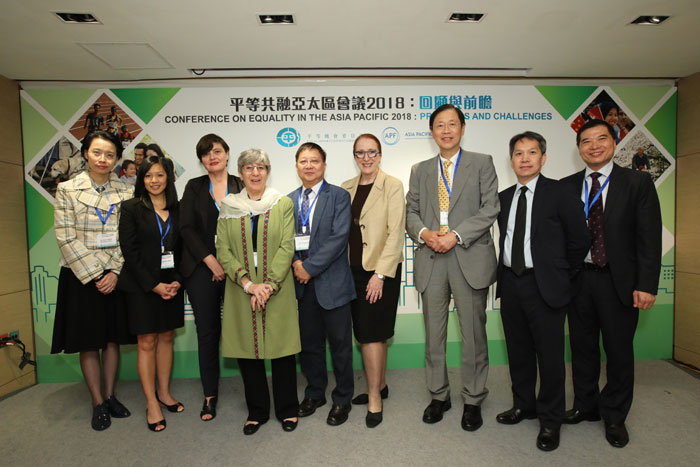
top-left (433, 121), bottom-right (461, 131)
top-left (353, 150), bottom-right (380, 159)
top-left (242, 165), bottom-right (267, 173)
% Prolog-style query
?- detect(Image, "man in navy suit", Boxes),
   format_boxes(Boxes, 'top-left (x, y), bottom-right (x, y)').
top-left (289, 142), bottom-right (356, 426)
top-left (495, 131), bottom-right (590, 451)
top-left (561, 119), bottom-right (662, 448)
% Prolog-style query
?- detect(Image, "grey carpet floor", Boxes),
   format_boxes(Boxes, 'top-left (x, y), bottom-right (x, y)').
top-left (1, 360), bottom-right (699, 466)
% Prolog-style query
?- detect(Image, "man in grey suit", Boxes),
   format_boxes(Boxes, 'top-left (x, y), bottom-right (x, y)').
top-left (406, 104), bottom-right (499, 431)
top-left (289, 142), bottom-right (356, 426)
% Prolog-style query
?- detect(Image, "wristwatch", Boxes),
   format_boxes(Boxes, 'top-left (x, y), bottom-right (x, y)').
top-left (376, 273), bottom-right (385, 280)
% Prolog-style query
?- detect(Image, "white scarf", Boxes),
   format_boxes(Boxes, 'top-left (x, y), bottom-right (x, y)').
top-left (219, 187), bottom-right (283, 219)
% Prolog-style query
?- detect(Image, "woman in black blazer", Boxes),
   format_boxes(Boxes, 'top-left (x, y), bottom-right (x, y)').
top-left (119, 155), bottom-right (184, 432)
top-left (179, 134), bottom-right (243, 421)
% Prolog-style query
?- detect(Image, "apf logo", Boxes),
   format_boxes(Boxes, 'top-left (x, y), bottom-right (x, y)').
top-left (381, 127), bottom-right (400, 146)
top-left (277, 127), bottom-right (300, 147)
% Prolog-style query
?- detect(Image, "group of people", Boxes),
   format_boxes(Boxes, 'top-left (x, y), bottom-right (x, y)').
top-left (51, 103), bottom-right (661, 452)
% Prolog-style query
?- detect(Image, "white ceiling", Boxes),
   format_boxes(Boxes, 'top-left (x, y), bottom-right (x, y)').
top-left (1, 0), bottom-right (700, 82)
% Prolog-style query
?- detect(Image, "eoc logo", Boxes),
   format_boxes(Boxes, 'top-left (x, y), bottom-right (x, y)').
top-left (382, 127), bottom-right (400, 145)
top-left (277, 127), bottom-right (300, 147)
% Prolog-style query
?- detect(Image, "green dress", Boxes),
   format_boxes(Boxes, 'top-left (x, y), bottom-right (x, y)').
top-left (216, 195), bottom-right (301, 359)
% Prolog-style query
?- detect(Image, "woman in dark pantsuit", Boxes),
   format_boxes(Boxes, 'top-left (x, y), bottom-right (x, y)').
top-left (180, 134), bottom-right (243, 421)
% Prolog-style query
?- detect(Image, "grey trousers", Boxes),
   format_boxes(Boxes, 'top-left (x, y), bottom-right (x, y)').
top-left (421, 249), bottom-right (489, 405)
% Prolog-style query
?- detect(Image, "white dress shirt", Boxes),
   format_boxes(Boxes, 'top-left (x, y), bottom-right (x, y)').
top-left (504, 175), bottom-right (539, 269)
top-left (299, 179), bottom-right (324, 233)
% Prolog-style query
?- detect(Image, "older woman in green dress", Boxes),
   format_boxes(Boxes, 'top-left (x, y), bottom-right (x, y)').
top-left (216, 148), bottom-right (300, 434)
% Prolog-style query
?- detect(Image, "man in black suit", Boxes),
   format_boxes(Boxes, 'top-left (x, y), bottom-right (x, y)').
top-left (496, 131), bottom-right (590, 451)
top-left (561, 119), bottom-right (662, 448)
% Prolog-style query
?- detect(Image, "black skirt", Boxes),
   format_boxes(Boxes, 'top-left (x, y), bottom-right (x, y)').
top-left (51, 267), bottom-right (135, 354)
top-left (351, 264), bottom-right (402, 343)
top-left (125, 269), bottom-right (185, 335)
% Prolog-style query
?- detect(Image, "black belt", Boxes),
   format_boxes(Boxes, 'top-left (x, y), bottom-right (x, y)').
top-left (505, 266), bottom-right (534, 276)
top-left (582, 262), bottom-right (608, 271)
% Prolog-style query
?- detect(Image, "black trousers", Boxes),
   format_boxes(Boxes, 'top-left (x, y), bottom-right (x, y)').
top-left (569, 267), bottom-right (639, 424)
top-left (298, 279), bottom-right (354, 405)
top-left (500, 269), bottom-right (566, 429)
top-left (185, 262), bottom-right (225, 398)
top-left (237, 355), bottom-right (299, 422)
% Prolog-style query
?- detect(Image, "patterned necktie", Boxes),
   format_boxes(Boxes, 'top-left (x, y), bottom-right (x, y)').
top-left (438, 159), bottom-right (451, 233)
top-left (588, 172), bottom-right (608, 267)
top-left (511, 186), bottom-right (528, 275)
top-left (300, 187), bottom-right (312, 234)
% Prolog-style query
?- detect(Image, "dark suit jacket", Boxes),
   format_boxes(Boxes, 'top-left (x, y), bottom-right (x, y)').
top-left (179, 174), bottom-right (243, 278)
top-left (288, 181), bottom-right (356, 310)
top-left (496, 175), bottom-right (590, 309)
top-left (560, 163), bottom-right (662, 307)
top-left (118, 197), bottom-right (182, 293)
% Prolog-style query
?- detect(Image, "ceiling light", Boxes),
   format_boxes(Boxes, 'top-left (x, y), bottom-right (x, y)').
top-left (448, 13), bottom-right (484, 23)
top-left (54, 12), bottom-right (101, 24)
top-left (630, 15), bottom-right (670, 25)
top-left (258, 14), bottom-right (295, 25)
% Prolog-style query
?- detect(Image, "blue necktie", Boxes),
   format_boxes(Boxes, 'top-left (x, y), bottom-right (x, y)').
top-left (301, 188), bottom-right (312, 234)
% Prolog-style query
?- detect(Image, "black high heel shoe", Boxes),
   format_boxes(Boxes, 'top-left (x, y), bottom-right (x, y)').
top-left (146, 408), bottom-right (166, 432)
top-left (366, 409), bottom-right (383, 428)
top-left (352, 385), bottom-right (389, 405)
top-left (156, 391), bottom-right (184, 413)
top-left (200, 396), bottom-right (217, 421)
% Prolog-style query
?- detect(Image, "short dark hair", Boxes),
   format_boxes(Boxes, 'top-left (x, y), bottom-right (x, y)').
top-left (146, 143), bottom-right (166, 158)
top-left (353, 133), bottom-right (382, 156)
top-left (576, 119), bottom-right (617, 146)
top-left (196, 134), bottom-right (230, 161)
top-left (121, 160), bottom-right (135, 171)
top-left (295, 142), bottom-right (326, 162)
top-left (509, 131), bottom-right (547, 158)
top-left (134, 142), bottom-right (148, 153)
top-left (134, 155), bottom-right (178, 209)
top-left (429, 104), bottom-right (465, 130)
top-left (81, 131), bottom-right (123, 160)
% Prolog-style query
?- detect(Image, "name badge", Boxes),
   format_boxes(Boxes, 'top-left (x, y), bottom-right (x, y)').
top-left (295, 235), bottom-right (310, 251)
top-left (440, 211), bottom-right (449, 227)
top-left (161, 251), bottom-right (175, 269)
top-left (253, 251), bottom-right (258, 268)
top-left (96, 232), bottom-right (117, 248)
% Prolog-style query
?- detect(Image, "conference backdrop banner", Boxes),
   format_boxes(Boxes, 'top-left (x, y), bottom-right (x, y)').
top-left (20, 83), bottom-right (677, 382)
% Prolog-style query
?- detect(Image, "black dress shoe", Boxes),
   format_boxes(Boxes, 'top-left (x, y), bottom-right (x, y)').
top-left (536, 426), bottom-right (560, 451)
top-left (366, 410), bottom-right (383, 428)
top-left (91, 402), bottom-right (111, 431)
top-left (422, 399), bottom-right (451, 424)
top-left (496, 407), bottom-right (537, 425)
top-left (243, 420), bottom-right (267, 435)
top-left (105, 395), bottom-right (131, 418)
top-left (461, 404), bottom-right (483, 431)
top-left (281, 419), bottom-right (298, 432)
top-left (327, 404), bottom-right (351, 426)
top-left (563, 408), bottom-right (601, 424)
top-left (605, 422), bottom-right (629, 448)
top-left (298, 397), bottom-right (326, 417)
top-left (352, 385), bottom-right (389, 405)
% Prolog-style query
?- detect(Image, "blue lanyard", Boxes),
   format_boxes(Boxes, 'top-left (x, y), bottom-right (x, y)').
top-left (584, 175), bottom-right (611, 219)
top-left (95, 205), bottom-right (115, 225)
top-left (439, 149), bottom-right (462, 198)
top-left (209, 179), bottom-right (229, 211)
top-left (298, 181), bottom-right (325, 231)
top-left (154, 210), bottom-right (171, 252)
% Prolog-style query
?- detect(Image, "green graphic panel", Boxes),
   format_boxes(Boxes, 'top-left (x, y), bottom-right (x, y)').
top-left (111, 88), bottom-right (180, 124)
top-left (25, 89), bottom-right (95, 126)
top-left (646, 92), bottom-right (677, 158)
top-left (657, 175), bottom-right (675, 234)
top-left (535, 86), bottom-right (597, 120)
top-left (634, 305), bottom-right (673, 359)
top-left (25, 182), bottom-right (54, 249)
top-left (610, 85), bottom-right (671, 120)
top-left (20, 97), bottom-right (57, 163)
